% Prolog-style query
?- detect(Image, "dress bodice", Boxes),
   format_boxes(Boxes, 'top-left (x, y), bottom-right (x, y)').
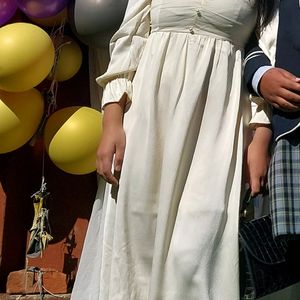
top-left (150, 0), bottom-right (257, 47)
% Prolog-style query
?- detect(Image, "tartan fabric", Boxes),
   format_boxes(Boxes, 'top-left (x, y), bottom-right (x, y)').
top-left (268, 133), bottom-right (300, 238)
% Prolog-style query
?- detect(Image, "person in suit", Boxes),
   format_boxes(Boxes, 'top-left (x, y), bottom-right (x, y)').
top-left (245, 0), bottom-right (300, 239)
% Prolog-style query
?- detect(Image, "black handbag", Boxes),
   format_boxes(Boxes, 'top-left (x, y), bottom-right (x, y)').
top-left (239, 188), bottom-right (300, 300)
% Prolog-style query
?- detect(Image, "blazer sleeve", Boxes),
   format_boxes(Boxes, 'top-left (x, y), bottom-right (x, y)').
top-left (244, 10), bottom-right (279, 126)
top-left (96, 0), bottom-right (151, 111)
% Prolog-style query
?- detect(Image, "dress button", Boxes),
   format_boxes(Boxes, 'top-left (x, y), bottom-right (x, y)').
top-left (196, 9), bottom-right (202, 17)
top-left (189, 27), bottom-right (194, 34)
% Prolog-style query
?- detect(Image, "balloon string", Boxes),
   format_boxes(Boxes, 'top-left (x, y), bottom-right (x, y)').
top-left (46, 80), bottom-right (58, 118)
top-left (41, 150), bottom-right (46, 192)
top-left (49, 19), bottom-right (68, 84)
top-left (29, 21), bottom-right (66, 147)
top-left (33, 22), bottom-right (67, 187)
top-left (31, 19), bottom-right (69, 191)
top-left (50, 18), bottom-right (66, 39)
top-left (36, 21), bottom-right (68, 190)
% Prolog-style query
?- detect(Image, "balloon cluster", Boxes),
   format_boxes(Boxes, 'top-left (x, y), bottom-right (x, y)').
top-left (0, 0), bottom-right (128, 174)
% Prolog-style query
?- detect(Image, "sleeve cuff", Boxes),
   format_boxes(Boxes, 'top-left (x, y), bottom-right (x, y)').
top-left (249, 95), bottom-right (272, 128)
top-left (252, 66), bottom-right (273, 96)
top-left (98, 77), bottom-right (133, 112)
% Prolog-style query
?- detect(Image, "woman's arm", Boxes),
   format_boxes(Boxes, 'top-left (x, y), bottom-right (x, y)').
top-left (247, 125), bottom-right (272, 195)
top-left (94, 0), bottom-right (151, 184)
top-left (96, 95), bottom-right (127, 185)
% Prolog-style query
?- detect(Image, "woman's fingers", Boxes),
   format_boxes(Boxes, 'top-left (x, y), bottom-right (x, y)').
top-left (96, 127), bottom-right (126, 186)
top-left (114, 139), bottom-right (125, 172)
top-left (97, 144), bottom-right (118, 185)
top-left (250, 177), bottom-right (261, 196)
top-left (101, 159), bottom-right (119, 186)
top-left (100, 144), bottom-right (125, 186)
top-left (250, 176), bottom-right (266, 197)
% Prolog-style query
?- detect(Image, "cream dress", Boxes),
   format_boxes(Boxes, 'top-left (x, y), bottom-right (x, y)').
top-left (71, 0), bottom-right (257, 299)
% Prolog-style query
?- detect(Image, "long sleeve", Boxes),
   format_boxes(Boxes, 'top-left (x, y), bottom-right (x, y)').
top-left (244, 10), bottom-right (279, 126)
top-left (244, 10), bottom-right (278, 94)
top-left (244, 35), bottom-right (272, 95)
top-left (96, 0), bottom-right (151, 110)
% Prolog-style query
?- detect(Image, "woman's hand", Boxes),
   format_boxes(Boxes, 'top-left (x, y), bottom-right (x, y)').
top-left (96, 124), bottom-right (125, 185)
top-left (247, 126), bottom-right (272, 196)
top-left (96, 95), bottom-right (127, 185)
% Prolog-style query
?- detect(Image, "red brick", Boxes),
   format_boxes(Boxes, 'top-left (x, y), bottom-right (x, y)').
top-left (6, 269), bottom-right (67, 294)
top-left (0, 293), bottom-right (70, 299)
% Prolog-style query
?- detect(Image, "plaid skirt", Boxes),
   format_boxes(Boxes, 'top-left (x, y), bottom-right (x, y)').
top-left (268, 132), bottom-right (300, 238)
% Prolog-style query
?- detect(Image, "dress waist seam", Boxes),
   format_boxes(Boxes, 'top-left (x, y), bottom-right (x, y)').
top-left (150, 27), bottom-right (242, 48)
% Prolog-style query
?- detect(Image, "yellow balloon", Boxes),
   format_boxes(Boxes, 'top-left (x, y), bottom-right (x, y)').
top-left (44, 106), bottom-right (103, 175)
top-left (29, 7), bottom-right (68, 28)
top-left (0, 89), bottom-right (44, 153)
top-left (49, 36), bottom-right (82, 82)
top-left (0, 22), bottom-right (55, 92)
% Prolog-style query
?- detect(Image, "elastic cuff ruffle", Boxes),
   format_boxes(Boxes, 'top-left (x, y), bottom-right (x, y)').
top-left (100, 77), bottom-right (133, 112)
top-left (249, 96), bottom-right (272, 128)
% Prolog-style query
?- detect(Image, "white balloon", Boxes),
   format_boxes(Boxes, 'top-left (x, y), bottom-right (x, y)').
top-left (74, 0), bottom-right (128, 36)
top-left (77, 30), bottom-right (116, 48)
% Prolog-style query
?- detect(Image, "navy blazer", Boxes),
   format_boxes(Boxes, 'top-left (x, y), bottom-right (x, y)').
top-left (244, 0), bottom-right (300, 141)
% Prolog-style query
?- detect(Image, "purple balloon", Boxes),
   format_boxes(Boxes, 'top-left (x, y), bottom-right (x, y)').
top-left (17, 0), bottom-right (70, 18)
top-left (0, 0), bottom-right (18, 26)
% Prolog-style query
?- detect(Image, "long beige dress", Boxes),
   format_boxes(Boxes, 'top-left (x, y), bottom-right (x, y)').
top-left (71, 0), bottom-right (257, 299)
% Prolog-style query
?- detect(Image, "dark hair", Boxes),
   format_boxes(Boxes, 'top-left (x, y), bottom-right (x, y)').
top-left (255, 0), bottom-right (277, 36)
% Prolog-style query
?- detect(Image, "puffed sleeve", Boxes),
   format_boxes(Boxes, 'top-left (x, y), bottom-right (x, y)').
top-left (96, 0), bottom-right (151, 111)
top-left (248, 10), bottom-right (278, 127)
